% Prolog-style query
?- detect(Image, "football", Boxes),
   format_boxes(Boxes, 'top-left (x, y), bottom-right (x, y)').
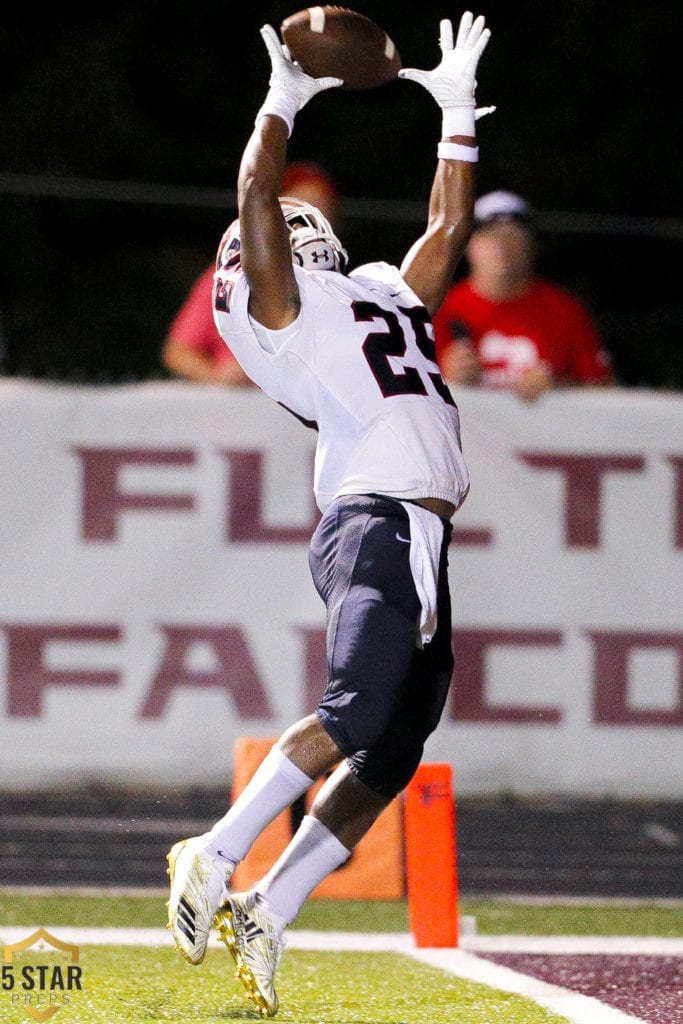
top-left (280, 6), bottom-right (401, 91)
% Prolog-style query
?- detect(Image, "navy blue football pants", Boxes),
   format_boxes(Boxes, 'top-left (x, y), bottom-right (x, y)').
top-left (309, 494), bottom-right (454, 798)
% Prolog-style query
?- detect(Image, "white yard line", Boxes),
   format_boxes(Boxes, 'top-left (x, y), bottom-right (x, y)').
top-left (2, 927), bottom-right (677, 1024)
top-left (464, 934), bottom-right (683, 954)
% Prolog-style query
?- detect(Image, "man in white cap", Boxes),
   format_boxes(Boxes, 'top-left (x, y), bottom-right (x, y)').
top-left (432, 189), bottom-right (614, 401)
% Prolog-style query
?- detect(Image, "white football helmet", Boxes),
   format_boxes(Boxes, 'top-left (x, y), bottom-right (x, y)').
top-left (216, 198), bottom-right (347, 274)
top-left (281, 197), bottom-right (348, 272)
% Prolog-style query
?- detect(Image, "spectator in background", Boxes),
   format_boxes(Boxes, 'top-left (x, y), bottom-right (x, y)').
top-left (161, 161), bottom-right (341, 385)
top-left (432, 190), bottom-right (614, 402)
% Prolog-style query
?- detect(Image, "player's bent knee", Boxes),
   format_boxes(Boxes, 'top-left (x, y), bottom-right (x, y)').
top-left (347, 745), bottom-right (424, 799)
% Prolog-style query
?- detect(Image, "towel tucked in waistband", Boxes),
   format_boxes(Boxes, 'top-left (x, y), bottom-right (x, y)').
top-left (399, 501), bottom-right (445, 648)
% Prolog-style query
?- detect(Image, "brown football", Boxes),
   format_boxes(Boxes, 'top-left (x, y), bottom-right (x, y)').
top-left (280, 6), bottom-right (401, 91)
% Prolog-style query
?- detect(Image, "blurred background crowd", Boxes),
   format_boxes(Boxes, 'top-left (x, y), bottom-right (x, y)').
top-left (0, 0), bottom-right (680, 389)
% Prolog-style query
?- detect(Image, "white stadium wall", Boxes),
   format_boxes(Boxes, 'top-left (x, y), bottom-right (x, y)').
top-left (0, 380), bottom-right (681, 797)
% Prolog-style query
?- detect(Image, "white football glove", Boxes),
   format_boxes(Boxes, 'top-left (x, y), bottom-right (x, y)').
top-left (256, 24), bottom-right (343, 137)
top-left (399, 12), bottom-right (494, 135)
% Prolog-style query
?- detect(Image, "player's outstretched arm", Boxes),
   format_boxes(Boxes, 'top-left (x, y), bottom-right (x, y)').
top-left (238, 25), bottom-right (342, 330)
top-left (399, 12), bottom-right (493, 316)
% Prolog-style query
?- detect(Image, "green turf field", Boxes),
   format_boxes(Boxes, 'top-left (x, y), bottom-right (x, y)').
top-left (1, 892), bottom-right (680, 935)
top-left (0, 945), bottom-right (570, 1024)
top-left (1, 894), bottom-right (680, 1024)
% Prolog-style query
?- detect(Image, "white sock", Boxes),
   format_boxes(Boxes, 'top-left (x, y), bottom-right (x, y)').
top-left (255, 815), bottom-right (350, 925)
top-left (202, 746), bottom-right (313, 864)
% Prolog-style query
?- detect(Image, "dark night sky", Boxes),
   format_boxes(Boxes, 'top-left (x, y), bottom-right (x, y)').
top-left (0, 1), bottom-right (681, 385)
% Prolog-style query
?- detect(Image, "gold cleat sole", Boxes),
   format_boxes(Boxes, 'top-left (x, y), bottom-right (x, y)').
top-left (214, 907), bottom-right (275, 1018)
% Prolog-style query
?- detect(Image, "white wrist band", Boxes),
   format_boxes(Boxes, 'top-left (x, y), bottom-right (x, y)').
top-left (255, 90), bottom-right (297, 137)
top-left (438, 142), bottom-right (479, 162)
top-left (442, 104), bottom-right (476, 136)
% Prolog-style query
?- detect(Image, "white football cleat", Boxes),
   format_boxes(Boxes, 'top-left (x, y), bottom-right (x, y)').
top-left (215, 890), bottom-right (285, 1018)
top-left (166, 836), bottom-right (233, 965)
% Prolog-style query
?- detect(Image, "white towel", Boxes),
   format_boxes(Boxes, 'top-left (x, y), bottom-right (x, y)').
top-left (400, 502), bottom-right (445, 647)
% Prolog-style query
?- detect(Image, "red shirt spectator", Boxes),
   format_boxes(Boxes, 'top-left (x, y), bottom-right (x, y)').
top-left (434, 277), bottom-right (613, 389)
top-left (432, 190), bottom-right (614, 402)
top-left (163, 263), bottom-right (242, 381)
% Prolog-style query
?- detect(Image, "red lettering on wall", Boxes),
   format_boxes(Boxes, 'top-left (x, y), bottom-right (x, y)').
top-left (520, 452), bottom-right (645, 547)
top-left (73, 447), bottom-right (196, 541)
top-left (139, 625), bottom-right (274, 718)
top-left (221, 450), bottom-right (319, 543)
top-left (450, 628), bottom-right (563, 722)
top-left (669, 456), bottom-right (683, 548)
top-left (4, 624), bottom-right (120, 717)
top-left (451, 524), bottom-right (493, 546)
top-left (589, 630), bottom-right (683, 725)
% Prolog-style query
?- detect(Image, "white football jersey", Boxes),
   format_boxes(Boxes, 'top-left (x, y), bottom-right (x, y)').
top-left (213, 260), bottom-right (470, 514)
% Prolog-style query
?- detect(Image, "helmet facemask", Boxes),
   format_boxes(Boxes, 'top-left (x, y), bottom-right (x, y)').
top-left (280, 198), bottom-right (348, 272)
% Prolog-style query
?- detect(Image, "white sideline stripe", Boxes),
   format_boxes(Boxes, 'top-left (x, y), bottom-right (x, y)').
top-left (0, 928), bottom-right (672, 1024)
top-left (464, 934), bottom-right (683, 954)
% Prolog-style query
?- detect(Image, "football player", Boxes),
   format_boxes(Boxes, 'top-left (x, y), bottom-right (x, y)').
top-left (167, 10), bottom-right (492, 1017)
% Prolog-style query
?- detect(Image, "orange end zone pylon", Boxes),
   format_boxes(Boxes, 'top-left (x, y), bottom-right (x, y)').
top-left (404, 762), bottom-right (459, 947)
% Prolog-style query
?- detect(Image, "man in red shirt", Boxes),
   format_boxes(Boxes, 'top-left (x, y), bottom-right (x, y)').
top-left (161, 263), bottom-right (244, 384)
top-left (161, 161), bottom-right (341, 385)
top-left (432, 190), bottom-right (614, 401)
